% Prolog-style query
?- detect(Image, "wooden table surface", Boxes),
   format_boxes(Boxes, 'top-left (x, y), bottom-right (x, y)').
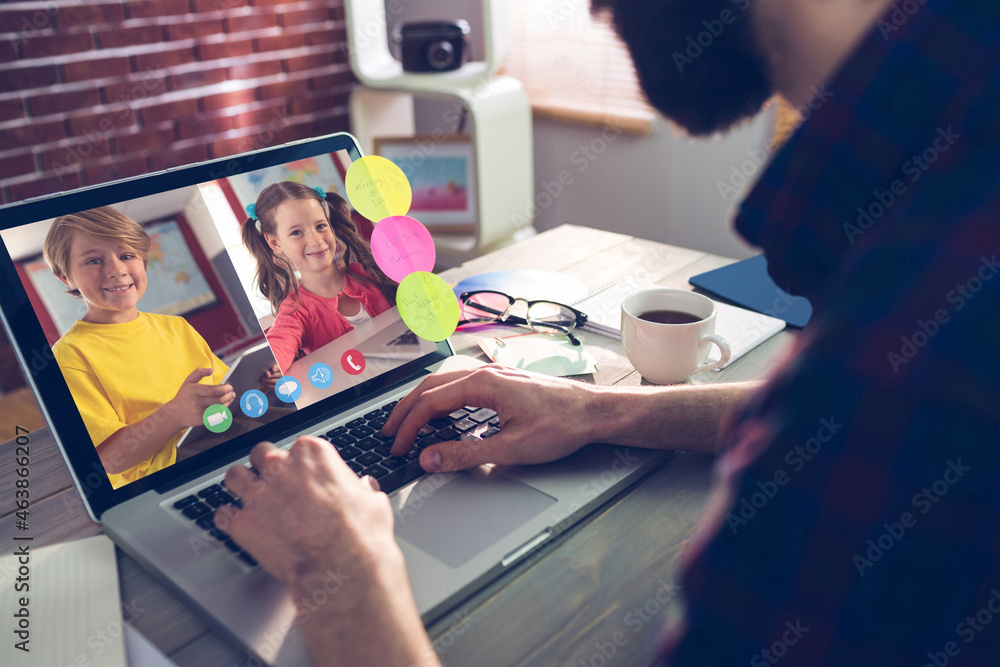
top-left (0, 224), bottom-right (793, 666)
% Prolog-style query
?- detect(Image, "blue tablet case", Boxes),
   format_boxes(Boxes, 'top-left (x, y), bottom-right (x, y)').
top-left (689, 255), bottom-right (812, 328)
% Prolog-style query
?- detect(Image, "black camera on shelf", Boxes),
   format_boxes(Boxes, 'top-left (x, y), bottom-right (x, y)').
top-left (393, 20), bottom-right (470, 72)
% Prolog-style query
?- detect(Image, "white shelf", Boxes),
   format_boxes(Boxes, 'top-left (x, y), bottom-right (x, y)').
top-left (345, 0), bottom-right (535, 263)
top-left (349, 61), bottom-right (495, 93)
top-left (345, 0), bottom-right (509, 89)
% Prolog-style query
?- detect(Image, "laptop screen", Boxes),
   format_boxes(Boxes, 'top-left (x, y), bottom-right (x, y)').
top-left (0, 133), bottom-right (450, 516)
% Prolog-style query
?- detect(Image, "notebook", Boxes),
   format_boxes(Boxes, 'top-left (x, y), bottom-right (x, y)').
top-left (0, 534), bottom-right (126, 667)
top-left (573, 277), bottom-right (786, 369)
top-left (0, 132), bottom-right (671, 665)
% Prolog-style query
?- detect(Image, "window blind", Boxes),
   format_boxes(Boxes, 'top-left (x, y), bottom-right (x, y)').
top-left (501, 1), bottom-right (656, 134)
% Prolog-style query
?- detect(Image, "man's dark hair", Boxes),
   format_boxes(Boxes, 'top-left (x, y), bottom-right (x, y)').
top-left (591, 0), bottom-right (772, 136)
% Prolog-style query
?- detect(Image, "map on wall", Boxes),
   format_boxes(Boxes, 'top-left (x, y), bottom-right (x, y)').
top-left (226, 155), bottom-right (348, 212)
top-left (26, 219), bottom-right (217, 336)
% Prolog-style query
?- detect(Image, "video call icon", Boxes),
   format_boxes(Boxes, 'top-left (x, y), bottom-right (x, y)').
top-left (240, 389), bottom-right (269, 418)
top-left (203, 404), bottom-right (232, 434)
top-left (309, 362), bottom-right (334, 388)
top-left (275, 376), bottom-right (302, 403)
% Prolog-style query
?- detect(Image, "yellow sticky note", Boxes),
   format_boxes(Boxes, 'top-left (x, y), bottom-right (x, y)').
top-left (397, 272), bottom-right (460, 342)
top-left (345, 155), bottom-right (412, 222)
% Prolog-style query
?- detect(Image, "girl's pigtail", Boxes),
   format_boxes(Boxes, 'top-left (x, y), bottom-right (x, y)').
top-left (325, 194), bottom-right (398, 306)
top-left (240, 213), bottom-right (299, 316)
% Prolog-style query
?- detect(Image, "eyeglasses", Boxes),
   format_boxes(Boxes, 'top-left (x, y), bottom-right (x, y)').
top-left (458, 290), bottom-right (588, 345)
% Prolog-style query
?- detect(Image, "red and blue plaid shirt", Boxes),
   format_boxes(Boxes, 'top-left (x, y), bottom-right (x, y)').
top-left (665, 0), bottom-right (999, 664)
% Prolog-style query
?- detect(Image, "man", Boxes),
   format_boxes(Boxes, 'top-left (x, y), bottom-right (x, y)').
top-left (215, 0), bottom-right (999, 664)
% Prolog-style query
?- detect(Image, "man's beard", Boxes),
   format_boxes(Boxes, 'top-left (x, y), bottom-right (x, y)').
top-left (594, 0), bottom-right (773, 136)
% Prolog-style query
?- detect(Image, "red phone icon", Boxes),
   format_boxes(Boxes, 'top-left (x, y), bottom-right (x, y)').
top-left (341, 349), bottom-right (365, 375)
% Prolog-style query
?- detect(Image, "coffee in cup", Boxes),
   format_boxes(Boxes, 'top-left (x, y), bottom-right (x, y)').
top-left (620, 288), bottom-right (731, 384)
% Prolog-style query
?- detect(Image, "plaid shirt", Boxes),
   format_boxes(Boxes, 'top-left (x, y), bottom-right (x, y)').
top-left (664, 1), bottom-right (999, 665)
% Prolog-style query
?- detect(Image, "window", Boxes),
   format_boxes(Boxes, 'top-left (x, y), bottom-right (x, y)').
top-left (502, 0), bottom-right (656, 134)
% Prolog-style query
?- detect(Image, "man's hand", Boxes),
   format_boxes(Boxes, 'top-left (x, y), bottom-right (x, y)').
top-left (384, 365), bottom-right (605, 473)
top-left (167, 367), bottom-right (234, 428)
top-left (385, 365), bottom-right (761, 467)
top-left (215, 437), bottom-right (438, 666)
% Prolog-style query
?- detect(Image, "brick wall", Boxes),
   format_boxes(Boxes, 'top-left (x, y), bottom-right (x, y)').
top-left (0, 0), bottom-right (355, 204)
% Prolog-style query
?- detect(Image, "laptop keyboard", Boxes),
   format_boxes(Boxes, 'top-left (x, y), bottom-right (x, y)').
top-left (172, 483), bottom-right (257, 567)
top-left (317, 400), bottom-right (500, 492)
top-left (170, 399), bottom-right (501, 567)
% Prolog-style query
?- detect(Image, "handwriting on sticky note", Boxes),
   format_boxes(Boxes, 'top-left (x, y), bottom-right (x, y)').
top-left (397, 271), bottom-right (459, 342)
top-left (345, 156), bottom-right (412, 222)
top-left (371, 216), bottom-right (435, 283)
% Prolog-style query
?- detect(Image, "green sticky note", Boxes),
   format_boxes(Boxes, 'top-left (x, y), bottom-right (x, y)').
top-left (397, 272), bottom-right (460, 342)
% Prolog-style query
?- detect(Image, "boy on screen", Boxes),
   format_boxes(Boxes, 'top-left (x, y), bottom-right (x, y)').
top-left (43, 206), bottom-right (236, 489)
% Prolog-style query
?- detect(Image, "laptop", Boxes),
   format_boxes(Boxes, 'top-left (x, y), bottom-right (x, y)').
top-left (0, 132), bottom-right (671, 665)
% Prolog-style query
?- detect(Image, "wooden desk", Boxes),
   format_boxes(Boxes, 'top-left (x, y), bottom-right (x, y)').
top-left (0, 225), bottom-right (793, 666)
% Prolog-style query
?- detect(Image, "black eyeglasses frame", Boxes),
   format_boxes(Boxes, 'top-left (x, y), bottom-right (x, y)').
top-left (456, 290), bottom-right (589, 345)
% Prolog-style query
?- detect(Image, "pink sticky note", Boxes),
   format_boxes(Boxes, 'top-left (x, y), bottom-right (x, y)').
top-left (370, 215), bottom-right (436, 283)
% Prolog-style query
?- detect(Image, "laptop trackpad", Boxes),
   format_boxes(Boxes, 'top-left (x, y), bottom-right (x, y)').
top-left (394, 468), bottom-right (557, 568)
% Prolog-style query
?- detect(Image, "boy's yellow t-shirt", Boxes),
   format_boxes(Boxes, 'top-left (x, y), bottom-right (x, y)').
top-left (52, 312), bottom-right (228, 489)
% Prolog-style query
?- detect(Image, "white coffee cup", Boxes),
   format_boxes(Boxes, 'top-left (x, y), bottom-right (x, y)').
top-left (620, 289), bottom-right (731, 385)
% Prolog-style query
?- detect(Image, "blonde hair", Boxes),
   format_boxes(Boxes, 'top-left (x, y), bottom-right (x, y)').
top-left (43, 206), bottom-right (151, 298)
top-left (241, 182), bottom-right (397, 315)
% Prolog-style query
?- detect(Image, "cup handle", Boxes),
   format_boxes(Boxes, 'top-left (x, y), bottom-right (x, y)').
top-left (693, 334), bottom-right (731, 374)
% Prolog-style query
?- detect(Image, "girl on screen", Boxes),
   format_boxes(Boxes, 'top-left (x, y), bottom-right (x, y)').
top-left (242, 182), bottom-right (397, 372)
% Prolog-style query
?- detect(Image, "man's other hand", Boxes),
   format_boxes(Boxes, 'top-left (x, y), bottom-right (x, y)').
top-left (383, 365), bottom-right (603, 473)
top-left (215, 437), bottom-right (438, 666)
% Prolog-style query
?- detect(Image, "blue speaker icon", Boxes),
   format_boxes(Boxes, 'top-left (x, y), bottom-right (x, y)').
top-left (309, 362), bottom-right (334, 389)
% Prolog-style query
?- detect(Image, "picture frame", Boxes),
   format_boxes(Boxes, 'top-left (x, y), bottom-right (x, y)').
top-left (225, 153), bottom-right (350, 213)
top-left (373, 135), bottom-right (477, 233)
